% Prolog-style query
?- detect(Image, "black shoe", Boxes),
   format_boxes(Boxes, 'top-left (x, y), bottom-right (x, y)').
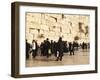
top-left (56, 59), bottom-right (59, 61)
top-left (60, 59), bottom-right (62, 61)
top-left (33, 56), bottom-right (36, 58)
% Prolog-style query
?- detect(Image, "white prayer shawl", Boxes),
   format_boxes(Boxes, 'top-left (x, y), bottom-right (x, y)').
top-left (32, 42), bottom-right (36, 50)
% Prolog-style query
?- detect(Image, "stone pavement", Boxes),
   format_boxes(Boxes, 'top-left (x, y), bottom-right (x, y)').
top-left (26, 49), bottom-right (89, 67)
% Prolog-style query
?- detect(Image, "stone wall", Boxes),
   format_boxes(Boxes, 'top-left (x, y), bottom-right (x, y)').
top-left (25, 13), bottom-right (89, 44)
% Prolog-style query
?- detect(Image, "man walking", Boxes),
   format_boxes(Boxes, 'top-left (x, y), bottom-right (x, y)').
top-left (56, 37), bottom-right (64, 61)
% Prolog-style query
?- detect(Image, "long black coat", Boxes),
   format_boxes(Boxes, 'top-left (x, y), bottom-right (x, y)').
top-left (69, 42), bottom-right (74, 51)
top-left (57, 40), bottom-right (64, 54)
top-left (26, 41), bottom-right (30, 58)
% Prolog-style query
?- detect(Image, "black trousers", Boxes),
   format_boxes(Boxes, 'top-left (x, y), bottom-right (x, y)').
top-left (32, 50), bottom-right (37, 58)
top-left (26, 50), bottom-right (29, 59)
top-left (56, 52), bottom-right (63, 61)
top-left (70, 50), bottom-right (74, 55)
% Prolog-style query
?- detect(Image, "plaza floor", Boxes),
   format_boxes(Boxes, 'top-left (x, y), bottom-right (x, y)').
top-left (26, 49), bottom-right (89, 67)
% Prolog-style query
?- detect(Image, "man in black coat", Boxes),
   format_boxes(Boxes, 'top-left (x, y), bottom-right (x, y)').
top-left (82, 42), bottom-right (85, 51)
top-left (50, 40), bottom-right (54, 55)
top-left (56, 37), bottom-right (64, 61)
top-left (45, 38), bottom-right (51, 58)
top-left (69, 42), bottom-right (75, 56)
top-left (53, 41), bottom-right (58, 57)
top-left (26, 40), bottom-right (30, 59)
top-left (31, 40), bottom-right (38, 58)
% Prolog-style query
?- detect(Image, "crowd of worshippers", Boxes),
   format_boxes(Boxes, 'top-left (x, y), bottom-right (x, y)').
top-left (26, 37), bottom-right (89, 61)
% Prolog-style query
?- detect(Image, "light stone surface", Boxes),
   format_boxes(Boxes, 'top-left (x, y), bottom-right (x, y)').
top-left (25, 13), bottom-right (89, 45)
